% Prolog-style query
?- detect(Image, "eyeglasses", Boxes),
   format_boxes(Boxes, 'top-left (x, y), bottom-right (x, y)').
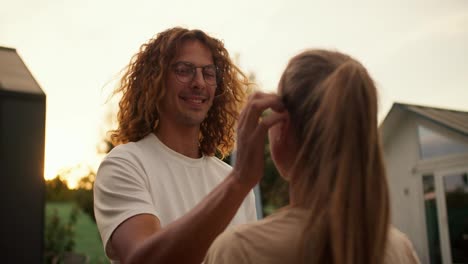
top-left (171, 61), bottom-right (218, 86)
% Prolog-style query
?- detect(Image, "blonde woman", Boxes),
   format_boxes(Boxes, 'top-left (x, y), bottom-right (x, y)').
top-left (205, 49), bottom-right (421, 264)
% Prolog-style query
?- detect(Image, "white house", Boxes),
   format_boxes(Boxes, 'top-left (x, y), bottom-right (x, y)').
top-left (380, 103), bottom-right (468, 264)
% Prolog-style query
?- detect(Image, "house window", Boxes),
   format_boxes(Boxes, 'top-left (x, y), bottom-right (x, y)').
top-left (417, 125), bottom-right (468, 159)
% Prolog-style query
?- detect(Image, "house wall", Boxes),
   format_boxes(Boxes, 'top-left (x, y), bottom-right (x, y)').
top-left (383, 114), bottom-right (429, 263)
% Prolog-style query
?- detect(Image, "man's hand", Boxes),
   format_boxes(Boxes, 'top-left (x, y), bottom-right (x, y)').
top-left (233, 92), bottom-right (287, 189)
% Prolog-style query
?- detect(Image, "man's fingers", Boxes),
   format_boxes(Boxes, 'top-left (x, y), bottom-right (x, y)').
top-left (257, 111), bottom-right (288, 133)
top-left (248, 93), bottom-right (285, 115)
top-left (242, 93), bottom-right (285, 132)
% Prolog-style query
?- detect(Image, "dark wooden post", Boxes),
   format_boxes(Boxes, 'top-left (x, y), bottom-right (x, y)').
top-left (0, 46), bottom-right (46, 263)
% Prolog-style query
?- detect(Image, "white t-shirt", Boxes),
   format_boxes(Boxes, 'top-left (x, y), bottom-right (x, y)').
top-left (94, 133), bottom-right (257, 262)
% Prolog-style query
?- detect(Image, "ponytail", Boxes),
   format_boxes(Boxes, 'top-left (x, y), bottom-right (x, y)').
top-left (282, 50), bottom-right (389, 264)
top-left (321, 61), bottom-right (389, 264)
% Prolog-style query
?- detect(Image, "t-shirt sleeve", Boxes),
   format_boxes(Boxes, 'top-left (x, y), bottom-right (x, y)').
top-left (204, 228), bottom-right (250, 264)
top-left (93, 155), bottom-right (158, 260)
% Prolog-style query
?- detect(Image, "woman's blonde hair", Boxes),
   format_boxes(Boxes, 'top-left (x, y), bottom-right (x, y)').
top-left (111, 27), bottom-right (248, 157)
top-left (280, 49), bottom-right (390, 264)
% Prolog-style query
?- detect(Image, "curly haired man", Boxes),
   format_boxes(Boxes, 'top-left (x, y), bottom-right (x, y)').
top-left (93, 27), bottom-right (268, 263)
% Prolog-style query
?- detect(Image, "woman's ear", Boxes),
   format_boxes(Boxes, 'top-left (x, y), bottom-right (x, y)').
top-left (270, 113), bottom-right (296, 180)
top-left (271, 113), bottom-right (290, 146)
top-left (280, 114), bottom-right (292, 145)
top-left (283, 115), bottom-right (300, 170)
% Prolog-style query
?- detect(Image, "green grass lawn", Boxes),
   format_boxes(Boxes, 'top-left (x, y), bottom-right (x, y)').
top-left (45, 202), bottom-right (110, 264)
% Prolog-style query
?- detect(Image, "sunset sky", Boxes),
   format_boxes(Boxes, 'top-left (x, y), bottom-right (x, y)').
top-left (1, 0), bottom-right (467, 187)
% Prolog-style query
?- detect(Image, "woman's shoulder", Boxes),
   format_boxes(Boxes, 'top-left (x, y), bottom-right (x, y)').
top-left (230, 207), bottom-right (306, 238)
top-left (205, 207), bottom-right (307, 264)
top-left (204, 225), bottom-right (251, 264)
top-left (385, 227), bottom-right (421, 264)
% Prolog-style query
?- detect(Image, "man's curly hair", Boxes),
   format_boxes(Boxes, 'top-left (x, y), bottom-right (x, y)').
top-left (110, 27), bottom-right (249, 158)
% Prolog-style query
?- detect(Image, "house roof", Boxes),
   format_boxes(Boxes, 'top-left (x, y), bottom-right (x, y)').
top-left (0, 46), bottom-right (44, 95)
top-left (381, 103), bottom-right (468, 139)
top-left (396, 103), bottom-right (468, 136)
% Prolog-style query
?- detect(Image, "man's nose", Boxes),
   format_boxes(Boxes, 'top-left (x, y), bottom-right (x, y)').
top-left (191, 68), bottom-right (206, 89)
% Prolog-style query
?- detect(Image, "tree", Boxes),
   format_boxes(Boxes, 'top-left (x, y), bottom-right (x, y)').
top-left (45, 168), bottom-right (96, 222)
top-left (43, 206), bottom-right (79, 263)
top-left (260, 135), bottom-right (289, 216)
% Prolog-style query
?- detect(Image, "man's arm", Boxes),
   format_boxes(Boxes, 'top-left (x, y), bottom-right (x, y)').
top-left (110, 93), bottom-right (286, 264)
top-left (112, 173), bottom-right (251, 264)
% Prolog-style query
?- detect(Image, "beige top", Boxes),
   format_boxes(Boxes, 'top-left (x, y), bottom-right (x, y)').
top-left (205, 207), bottom-right (421, 264)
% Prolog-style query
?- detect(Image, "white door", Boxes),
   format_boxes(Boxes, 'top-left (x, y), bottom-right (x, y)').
top-left (434, 167), bottom-right (468, 264)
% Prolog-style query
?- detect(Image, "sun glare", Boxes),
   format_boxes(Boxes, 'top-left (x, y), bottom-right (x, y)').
top-left (44, 129), bottom-right (104, 189)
